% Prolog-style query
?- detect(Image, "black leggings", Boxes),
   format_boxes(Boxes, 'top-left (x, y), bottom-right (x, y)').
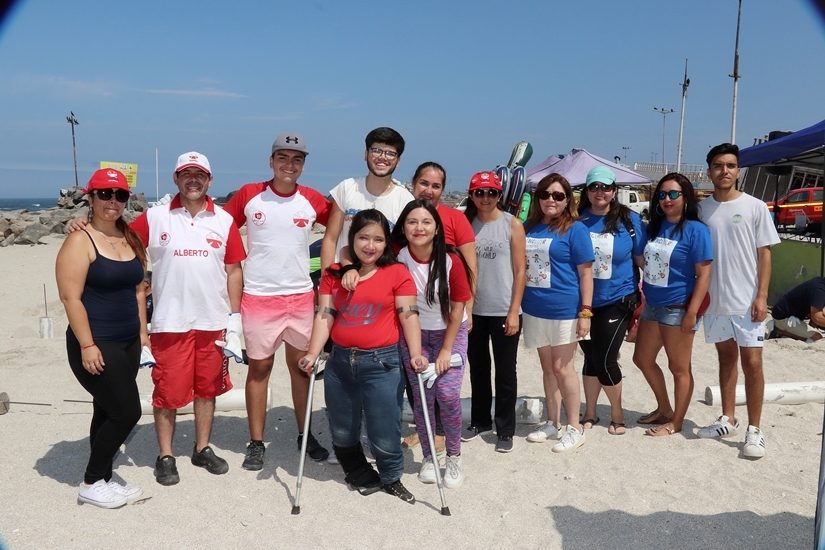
top-left (67, 330), bottom-right (141, 484)
top-left (579, 295), bottom-right (636, 386)
top-left (467, 314), bottom-right (521, 438)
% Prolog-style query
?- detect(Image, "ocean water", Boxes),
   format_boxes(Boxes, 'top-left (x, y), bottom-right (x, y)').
top-left (0, 198), bottom-right (57, 212)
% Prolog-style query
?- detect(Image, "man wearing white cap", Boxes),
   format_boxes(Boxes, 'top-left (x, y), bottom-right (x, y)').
top-left (130, 152), bottom-right (246, 485)
top-left (223, 134), bottom-right (332, 470)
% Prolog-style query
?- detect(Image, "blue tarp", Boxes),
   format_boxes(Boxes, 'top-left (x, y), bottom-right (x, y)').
top-left (739, 119), bottom-right (825, 169)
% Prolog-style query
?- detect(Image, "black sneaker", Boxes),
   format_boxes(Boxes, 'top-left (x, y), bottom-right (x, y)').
top-left (297, 432), bottom-right (330, 462)
top-left (154, 455), bottom-right (180, 486)
top-left (495, 436), bottom-right (514, 453)
top-left (191, 445), bottom-right (229, 475)
top-left (242, 441), bottom-right (265, 471)
top-left (383, 480), bottom-right (415, 504)
top-left (460, 424), bottom-right (492, 442)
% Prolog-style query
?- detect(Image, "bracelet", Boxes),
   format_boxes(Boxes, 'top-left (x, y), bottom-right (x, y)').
top-left (81, 343), bottom-right (96, 350)
top-left (577, 310), bottom-right (594, 319)
top-left (580, 305), bottom-right (592, 311)
top-left (339, 264), bottom-right (360, 275)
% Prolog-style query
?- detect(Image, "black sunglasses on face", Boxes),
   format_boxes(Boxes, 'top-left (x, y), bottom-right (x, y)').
top-left (586, 183), bottom-right (614, 193)
top-left (96, 189), bottom-right (130, 203)
top-left (656, 190), bottom-right (683, 201)
top-left (471, 188), bottom-right (501, 198)
top-left (538, 190), bottom-right (567, 201)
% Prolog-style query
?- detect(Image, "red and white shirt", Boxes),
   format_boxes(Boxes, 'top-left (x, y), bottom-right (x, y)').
top-left (223, 182), bottom-right (330, 296)
top-left (396, 248), bottom-right (471, 330)
top-left (131, 195), bottom-right (246, 333)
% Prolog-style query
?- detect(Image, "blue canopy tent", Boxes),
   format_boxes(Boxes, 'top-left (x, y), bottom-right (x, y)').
top-left (741, 119), bottom-right (825, 550)
top-left (526, 148), bottom-right (651, 191)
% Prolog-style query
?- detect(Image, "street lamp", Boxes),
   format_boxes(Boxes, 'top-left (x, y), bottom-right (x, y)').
top-left (653, 107), bottom-right (674, 168)
top-left (622, 146), bottom-right (631, 164)
top-left (66, 111), bottom-right (79, 188)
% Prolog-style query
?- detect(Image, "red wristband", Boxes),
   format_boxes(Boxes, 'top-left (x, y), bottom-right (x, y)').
top-left (81, 343), bottom-right (96, 350)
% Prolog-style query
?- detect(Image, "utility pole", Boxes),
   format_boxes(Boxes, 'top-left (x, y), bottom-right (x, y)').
top-left (676, 59), bottom-right (690, 172)
top-left (66, 112), bottom-right (79, 188)
top-left (653, 107), bottom-right (675, 168)
top-left (730, 0), bottom-right (743, 144)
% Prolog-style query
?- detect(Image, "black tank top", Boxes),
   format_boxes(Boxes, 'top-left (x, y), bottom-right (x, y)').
top-left (78, 230), bottom-right (144, 341)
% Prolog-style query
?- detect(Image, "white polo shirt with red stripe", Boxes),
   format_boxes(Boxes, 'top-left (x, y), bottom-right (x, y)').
top-left (223, 182), bottom-right (330, 296)
top-left (131, 195), bottom-right (246, 333)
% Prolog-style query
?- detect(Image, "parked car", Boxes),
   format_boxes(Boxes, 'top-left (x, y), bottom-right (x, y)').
top-left (616, 187), bottom-right (649, 220)
top-left (766, 187), bottom-right (823, 231)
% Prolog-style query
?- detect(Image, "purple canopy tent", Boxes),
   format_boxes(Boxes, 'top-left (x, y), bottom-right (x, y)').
top-left (526, 148), bottom-right (651, 190)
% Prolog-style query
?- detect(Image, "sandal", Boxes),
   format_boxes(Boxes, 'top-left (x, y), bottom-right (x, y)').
top-left (608, 421), bottom-right (626, 436)
top-left (580, 416), bottom-right (600, 430)
top-left (645, 423), bottom-right (679, 437)
top-left (637, 411), bottom-right (672, 425)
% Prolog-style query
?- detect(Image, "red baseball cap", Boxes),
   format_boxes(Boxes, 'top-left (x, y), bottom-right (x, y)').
top-left (468, 171), bottom-right (502, 192)
top-left (85, 168), bottom-right (129, 193)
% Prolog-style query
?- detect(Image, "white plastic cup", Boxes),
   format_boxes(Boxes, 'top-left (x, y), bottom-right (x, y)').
top-left (39, 317), bottom-right (54, 339)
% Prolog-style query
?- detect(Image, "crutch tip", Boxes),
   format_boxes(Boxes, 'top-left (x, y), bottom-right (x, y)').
top-left (440, 507), bottom-right (451, 516)
top-left (291, 505), bottom-right (301, 515)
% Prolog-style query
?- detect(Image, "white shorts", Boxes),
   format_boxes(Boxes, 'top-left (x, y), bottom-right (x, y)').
top-left (703, 313), bottom-right (766, 348)
top-left (522, 313), bottom-right (585, 348)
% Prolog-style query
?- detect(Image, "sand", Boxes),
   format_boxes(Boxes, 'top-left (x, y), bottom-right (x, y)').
top-left (0, 234), bottom-right (821, 549)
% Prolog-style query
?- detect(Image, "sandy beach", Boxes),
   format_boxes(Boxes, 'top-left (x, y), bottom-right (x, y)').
top-left (0, 234), bottom-right (821, 549)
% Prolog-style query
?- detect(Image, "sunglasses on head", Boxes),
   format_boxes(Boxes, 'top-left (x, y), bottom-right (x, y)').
top-left (471, 188), bottom-right (501, 198)
top-left (586, 183), bottom-right (614, 193)
top-left (656, 190), bottom-right (683, 201)
top-left (95, 189), bottom-right (130, 203)
top-left (538, 190), bottom-right (567, 201)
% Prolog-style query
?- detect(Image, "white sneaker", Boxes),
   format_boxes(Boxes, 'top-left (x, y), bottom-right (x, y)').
top-left (444, 455), bottom-right (464, 488)
top-left (526, 421), bottom-right (559, 443)
top-left (743, 425), bottom-right (766, 459)
top-left (552, 426), bottom-right (585, 453)
top-left (698, 415), bottom-right (740, 439)
top-left (418, 458), bottom-right (437, 484)
top-left (78, 479), bottom-right (127, 509)
top-left (107, 480), bottom-right (143, 503)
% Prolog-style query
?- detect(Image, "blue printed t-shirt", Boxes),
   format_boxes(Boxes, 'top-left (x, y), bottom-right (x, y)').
top-left (578, 211), bottom-right (646, 308)
top-left (642, 219), bottom-right (713, 308)
top-left (523, 221), bottom-right (595, 320)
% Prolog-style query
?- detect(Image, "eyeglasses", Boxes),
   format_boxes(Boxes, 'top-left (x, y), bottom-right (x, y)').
top-left (471, 188), bottom-right (501, 198)
top-left (95, 189), bottom-right (130, 203)
top-left (368, 147), bottom-right (399, 160)
top-left (587, 183), bottom-right (614, 193)
top-left (656, 190), bottom-right (683, 201)
top-left (538, 190), bottom-right (567, 201)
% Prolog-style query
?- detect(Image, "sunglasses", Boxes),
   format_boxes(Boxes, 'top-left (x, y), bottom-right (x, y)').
top-left (538, 190), bottom-right (567, 201)
top-left (587, 183), bottom-right (614, 193)
top-left (471, 188), bottom-right (501, 198)
top-left (95, 189), bottom-right (130, 203)
top-left (656, 190), bottom-right (683, 201)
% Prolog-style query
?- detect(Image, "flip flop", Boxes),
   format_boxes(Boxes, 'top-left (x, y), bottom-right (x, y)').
top-left (637, 411), bottom-right (672, 425)
top-left (580, 416), bottom-right (600, 430)
top-left (608, 421), bottom-right (626, 436)
top-left (645, 424), bottom-right (679, 437)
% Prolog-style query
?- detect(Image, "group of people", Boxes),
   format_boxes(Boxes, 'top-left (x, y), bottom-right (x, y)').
top-left (57, 130), bottom-right (786, 510)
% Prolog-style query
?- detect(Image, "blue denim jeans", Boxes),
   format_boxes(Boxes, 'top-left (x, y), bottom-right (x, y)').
top-left (324, 343), bottom-right (403, 484)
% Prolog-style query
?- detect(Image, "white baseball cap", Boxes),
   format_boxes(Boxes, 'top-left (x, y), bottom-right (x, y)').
top-left (174, 151), bottom-right (211, 175)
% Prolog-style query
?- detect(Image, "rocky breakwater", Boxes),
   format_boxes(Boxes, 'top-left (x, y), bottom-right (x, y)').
top-left (0, 187), bottom-right (149, 247)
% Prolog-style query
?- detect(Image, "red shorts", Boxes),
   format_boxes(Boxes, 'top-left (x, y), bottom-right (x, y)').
top-left (150, 329), bottom-right (232, 409)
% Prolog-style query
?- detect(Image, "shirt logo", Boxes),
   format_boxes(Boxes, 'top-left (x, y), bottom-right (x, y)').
top-left (731, 214), bottom-right (743, 224)
top-left (252, 210), bottom-right (266, 226)
top-left (205, 231), bottom-right (223, 249)
top-left (159, 232), bottom-right (171, 246)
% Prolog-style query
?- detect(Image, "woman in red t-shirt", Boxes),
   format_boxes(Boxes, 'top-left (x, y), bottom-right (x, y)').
top-left (300, 209), bottom-right (426, 504)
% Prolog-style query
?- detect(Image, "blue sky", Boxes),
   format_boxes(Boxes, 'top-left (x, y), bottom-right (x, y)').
top-left (0, 0), bottom-right (823, 199)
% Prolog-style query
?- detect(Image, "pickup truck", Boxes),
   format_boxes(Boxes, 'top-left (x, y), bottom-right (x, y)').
top-left (616, 188), bottom-right (649, 220)
top-left (766, 187), bottom-right (823, 230)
